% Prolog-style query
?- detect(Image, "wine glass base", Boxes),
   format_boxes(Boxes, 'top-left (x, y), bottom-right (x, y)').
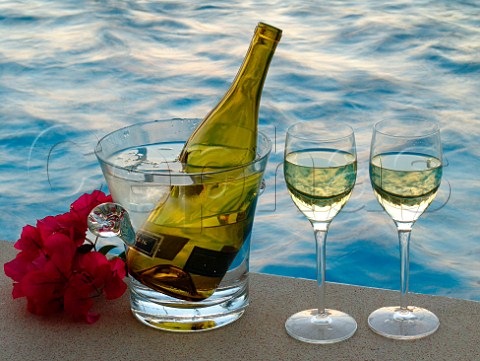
top-left (285, 309), bottom-right (357, 344)
top-left (368, 306), bottom-right (439, 340)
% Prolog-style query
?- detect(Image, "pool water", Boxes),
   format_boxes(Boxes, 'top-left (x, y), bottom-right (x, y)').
top-left (1, 0), bottom-right (479, 301)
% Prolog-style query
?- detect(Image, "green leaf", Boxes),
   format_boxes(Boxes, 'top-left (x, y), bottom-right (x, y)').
top-left (99, 245), bottom-right (117, 256)
top-left (118, 251), bottom-right (126, 262)
top-left (78, 244), bottom-right (95, 254)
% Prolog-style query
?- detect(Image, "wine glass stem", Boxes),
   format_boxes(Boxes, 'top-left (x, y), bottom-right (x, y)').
top-left (313, 222), bottom-right (330, 317)
top-left (398, 228), bottom-right (412, 310)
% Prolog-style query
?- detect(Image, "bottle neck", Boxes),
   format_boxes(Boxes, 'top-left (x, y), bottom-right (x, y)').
top-left (178, 23), bottom-right (281, 169)
top-left (226, 23), bottom-right (281, 106)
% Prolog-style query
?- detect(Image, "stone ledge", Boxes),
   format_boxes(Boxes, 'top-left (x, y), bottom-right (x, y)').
top-left (1, 240), bottom-right (479, 361)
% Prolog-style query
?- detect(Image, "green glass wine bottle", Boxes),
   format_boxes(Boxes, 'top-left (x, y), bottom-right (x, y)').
top-left (128, 23), bottom-right (282, 302)
top-left (179, 22), bottom-right (282, 171)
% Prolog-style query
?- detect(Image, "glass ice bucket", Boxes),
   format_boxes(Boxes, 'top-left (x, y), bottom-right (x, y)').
top-left (88, 119), bottom-right (271, 332)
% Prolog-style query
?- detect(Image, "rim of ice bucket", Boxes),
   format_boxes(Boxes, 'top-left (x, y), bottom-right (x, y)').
top-left (94, 118), bottom-right (272, 176)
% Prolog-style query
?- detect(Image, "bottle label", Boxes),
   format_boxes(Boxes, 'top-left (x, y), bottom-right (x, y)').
top-left (184, 246), bottom-right (238, 278)
top-left (134, 231), bottom-right (189, 260)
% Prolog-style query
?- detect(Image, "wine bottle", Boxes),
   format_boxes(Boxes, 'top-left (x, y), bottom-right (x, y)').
top-left (129, 23), bottom-right (282, 301)
top-left (179, 22), bottom-right (282, 171)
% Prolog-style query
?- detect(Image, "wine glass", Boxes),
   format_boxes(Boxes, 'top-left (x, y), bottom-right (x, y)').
top-left (283, 122), bottom-right (357, 344)
top-left (368, 117), bottom-right (443, 340)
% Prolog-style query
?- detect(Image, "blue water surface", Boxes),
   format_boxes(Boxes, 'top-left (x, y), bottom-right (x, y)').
top-left (1, 0), bottom-right (479, 301)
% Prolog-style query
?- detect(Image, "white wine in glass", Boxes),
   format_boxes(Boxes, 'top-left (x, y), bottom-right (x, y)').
top-left (368, 117), bottom-right (443, 340)
top-left (284, 122), bottom-right (357, 344)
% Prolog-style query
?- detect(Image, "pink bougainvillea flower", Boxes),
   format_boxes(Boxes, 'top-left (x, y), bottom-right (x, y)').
top-left (3, 190), bottom-right (126, 324)
top-left (34, 190), bottom-right (112, 248)
top-left (13, 224), bottom-right (43, 255)
top-left (70, 190), bottom-right (112, 229)
top-left (37, 212), bottom-right (86, 248)
top-left (43, 233), bottom-right (77, 277)
top-left (7, 233), bottom-right (75, 316)
top-left (64, 282), bottom-right (99, 324)
top-left (64, 252), bottom-right (127, 323)
top-left (77, 252), bottom-right (127, 299)
top-left (4, 225), bottom-right (53, 297)
top-left (21, 261), bottom-right (66, 316)
top-left (104, 258), bottom-right (128, 300)
top-left (4, 251), bottom-right (42, 285)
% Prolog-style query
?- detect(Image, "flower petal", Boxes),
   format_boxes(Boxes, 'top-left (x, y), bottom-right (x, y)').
top-left (70, 190), bottom-right (112, 226)
top-left (22, 269), bottom-right (61, 297)
top-left (26, 296), bottom-right (63, 316)
top-left (109, 257), bottom-right (127, 279)
top-left (4, 253), bottom-right (32, 282)
top-left (64, 275), bottom-right (96, 323)
top-left (12, 282), bottom-right (24, 299)
top-left (86, 312), bottom-right (100, 324)
top-left (103, 275), bottom-right (127, 300)
top-left (43, 233), bottom-right (76, 277)
top-left (14, 225), bottom-right (43, 254)
top-left (101, 258), bottom-right (127, 300)
top-left (38, 213), bottom-right (86, 248)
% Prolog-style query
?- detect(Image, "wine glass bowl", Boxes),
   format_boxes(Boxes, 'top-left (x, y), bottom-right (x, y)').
top-left (367, 117), bottom-right (443, 340)
top-left (283, 122), bottom-right (357, 344)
